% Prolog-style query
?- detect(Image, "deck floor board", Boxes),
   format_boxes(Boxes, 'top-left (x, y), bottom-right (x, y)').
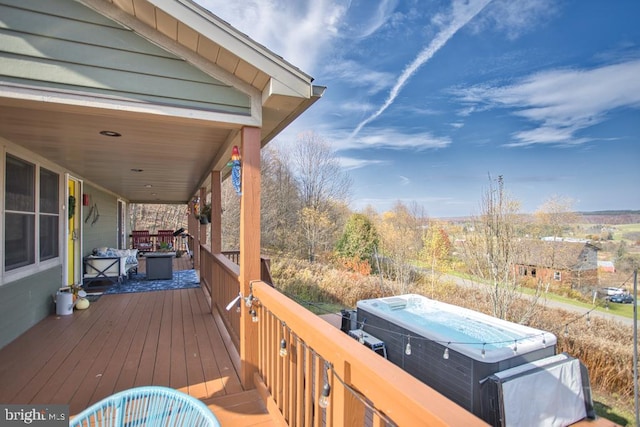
top-left (0, 266), bottom-right (275, 426)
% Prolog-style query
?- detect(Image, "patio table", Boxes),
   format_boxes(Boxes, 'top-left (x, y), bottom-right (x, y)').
top-left (144, 252), bottom-right (176, 280)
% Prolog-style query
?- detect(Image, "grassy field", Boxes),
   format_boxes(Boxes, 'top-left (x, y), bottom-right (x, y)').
top-left (613, 223), bottom-right (640, 237)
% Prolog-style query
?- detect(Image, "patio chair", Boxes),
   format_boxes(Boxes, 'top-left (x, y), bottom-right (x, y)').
top-left (156, 229), bottom-right (175, 250)
top-left (70, 386), bottom-right (220, 427)
top-left (131, 230), bottom-right (153, 252)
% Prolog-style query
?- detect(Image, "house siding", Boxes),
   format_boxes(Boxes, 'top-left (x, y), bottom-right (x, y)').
top-left (0, 0), bottom-right (251, 115)
top-left (81, 184), bottom-right (119, 256)
top-left (0, 266), bottom-right (61, 349)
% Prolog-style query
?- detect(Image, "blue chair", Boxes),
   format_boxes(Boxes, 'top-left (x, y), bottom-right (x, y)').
top-left (70, 386), bottom-right (220, 427)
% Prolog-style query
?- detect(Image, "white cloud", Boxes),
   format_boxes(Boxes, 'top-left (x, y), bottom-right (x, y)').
top-left (454, 59), bottom-right (640, 146)
top-left (338, 157), bottom-right (388, 170)
top-left (338, 128), bottom-right (452, 151)
top-left (194, 0), bottom-right (347, 72)
top-left (469, 0), bottom-right (559, 40)
top-left (323, 60), bottom-right (395, 95)
top-left (350, 0), bottom-right (493, 139)
top-left (337, 0), bottom-right (399, 39)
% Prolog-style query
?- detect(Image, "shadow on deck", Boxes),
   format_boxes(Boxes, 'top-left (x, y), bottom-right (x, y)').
top-left (0, 257), bottom-right (275, 426)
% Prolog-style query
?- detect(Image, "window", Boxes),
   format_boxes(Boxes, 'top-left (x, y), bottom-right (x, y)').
top-left (4, 155), bottom-right (59, 271)
top-left (531, 268), bottom-right (536, 278)
top-left (554, 271), bottom-right (561, 281)
top-left (39, 168), bottom-right (60, 261)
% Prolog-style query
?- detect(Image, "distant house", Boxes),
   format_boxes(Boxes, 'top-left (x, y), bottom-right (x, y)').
top-left (515, 240), bottom-right (599, 289)
top-left (597, 260), bottom-right (616, 273)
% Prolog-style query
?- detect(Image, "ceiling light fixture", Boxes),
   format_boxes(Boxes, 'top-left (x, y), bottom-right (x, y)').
top-left (99, 130), bottom-right (121, 137)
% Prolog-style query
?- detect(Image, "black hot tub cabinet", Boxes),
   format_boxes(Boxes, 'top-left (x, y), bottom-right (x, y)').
top-left (356, 294), bottom-right (557, 424)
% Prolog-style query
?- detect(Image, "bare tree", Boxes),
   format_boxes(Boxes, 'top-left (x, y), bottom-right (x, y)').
top-left (292, 132), bottom-right (351, 209)
top-left (221, 179), bottom-right (240, 250)
top-left (462, 175), bottom-right (540, 322)
top-left (289, 132), bottom-right (351, 261)
top-left (533, 195), bottom-right (581, 239)
top-left (261, 147), bottom-right (301, 254)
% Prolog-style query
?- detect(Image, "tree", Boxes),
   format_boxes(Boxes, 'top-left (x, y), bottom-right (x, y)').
top-left (221, 178), bottom-right (240, 250)
top-left (462, 175), bottom-right (538, 322)
top-left (335, 213), bottom-right (379, 272)
top-left (376, 201), bottom-right (425, 293)
top-left (420, 219), bottom-right (452, 297)
top-left (261, 147), bottom-right (301, 253)
top-left (533, 195), bottom-right (581, 239)
top-left (289, 132), bottom-right (351, 261)
top-left (299, 206), bottom-right (332, 262)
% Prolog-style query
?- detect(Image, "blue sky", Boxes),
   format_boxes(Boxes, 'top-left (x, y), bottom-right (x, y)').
top-left (196, 0), bottom-right (640, 218)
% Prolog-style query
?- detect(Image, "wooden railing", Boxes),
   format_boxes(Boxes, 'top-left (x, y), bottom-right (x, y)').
top-left (222, 250), bottom-right (273, 285)
top-left (251, 281), bottom-right (487, 427)
top-left (198, 244), bottom-right (486, 426)
top-left (128, 233), bottom-right (192, 253)
top-left (201, 246), bottom-right (241, 351)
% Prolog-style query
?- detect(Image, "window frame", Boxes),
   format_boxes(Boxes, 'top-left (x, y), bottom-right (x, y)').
top-left (3, 151), bottom-right (62, 281)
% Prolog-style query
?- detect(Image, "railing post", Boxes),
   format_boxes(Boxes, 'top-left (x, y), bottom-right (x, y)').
top-left (239, 126), bottom-right (261, 389)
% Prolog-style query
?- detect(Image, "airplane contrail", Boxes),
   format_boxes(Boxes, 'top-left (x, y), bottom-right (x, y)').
top-left (350, 0), bottom-right (493, 139)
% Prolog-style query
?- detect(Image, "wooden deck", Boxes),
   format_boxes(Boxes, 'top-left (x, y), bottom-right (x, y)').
top-left (0, 257), bottom-right (276, 426)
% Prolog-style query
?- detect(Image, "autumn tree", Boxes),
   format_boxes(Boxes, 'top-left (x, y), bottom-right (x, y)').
top-left (290, 132), bottom-right (351, 261)
top-left (462, 175), bottom-right (539, 322)
top-left (376, 201), bottom-right (426, 293)
top-left (420, 219), bottom-right (452, 297)
top-left (335, 213), bottom-right (379, 273)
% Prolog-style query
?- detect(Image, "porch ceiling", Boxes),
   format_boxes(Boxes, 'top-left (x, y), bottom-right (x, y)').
top-left (0, 97), bottom-right (235, 203)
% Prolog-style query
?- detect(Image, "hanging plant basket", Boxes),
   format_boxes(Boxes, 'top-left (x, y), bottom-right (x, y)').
top-left (199, 203), bottom-right (211, 224)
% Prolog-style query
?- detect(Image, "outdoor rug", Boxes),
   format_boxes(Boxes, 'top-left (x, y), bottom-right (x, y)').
top-left (104, 269), bottom-right (200, 295)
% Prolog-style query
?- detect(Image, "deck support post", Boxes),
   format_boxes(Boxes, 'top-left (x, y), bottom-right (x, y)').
top-left (187, 201), bottom-right (198, 259)
top-left (239, 126), bottom-right (261, 389)
top-left (194, 186), bottom-right (207, 269)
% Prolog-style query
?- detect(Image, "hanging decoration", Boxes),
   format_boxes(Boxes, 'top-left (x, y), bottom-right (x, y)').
top-left (228, 145), bottom-right (242, 195)
top-left (68, 195), bottom-right (76, 220)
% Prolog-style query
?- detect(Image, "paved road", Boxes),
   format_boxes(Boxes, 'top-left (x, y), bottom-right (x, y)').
top-left (445, 274), bottom-right (636, 327)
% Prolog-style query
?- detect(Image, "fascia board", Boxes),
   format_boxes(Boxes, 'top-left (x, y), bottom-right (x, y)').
top-left (144, 0), bottom-right (314, 97)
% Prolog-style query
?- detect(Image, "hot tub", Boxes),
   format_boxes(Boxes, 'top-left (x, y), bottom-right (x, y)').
top-left (356, 294), bottom-right (557, 422)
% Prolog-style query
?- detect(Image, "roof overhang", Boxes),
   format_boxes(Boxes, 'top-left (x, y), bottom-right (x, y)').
top-left (0, 0), bottom-right (324, 203)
